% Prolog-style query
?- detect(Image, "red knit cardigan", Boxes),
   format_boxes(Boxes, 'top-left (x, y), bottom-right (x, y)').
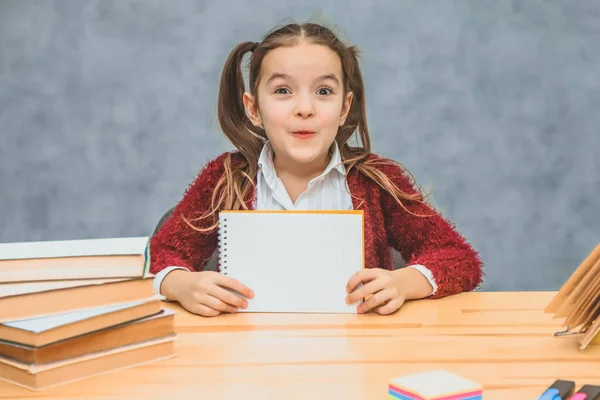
top-left (149, 152), bottom-right (483, 299)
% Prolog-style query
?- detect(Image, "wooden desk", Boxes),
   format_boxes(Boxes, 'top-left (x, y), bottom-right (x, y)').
top-left (2, 292), bottom-right (599, 399)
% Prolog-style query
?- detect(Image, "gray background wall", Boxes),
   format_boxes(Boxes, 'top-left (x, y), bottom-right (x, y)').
top-left (0, 0), bottom-right (598, 291)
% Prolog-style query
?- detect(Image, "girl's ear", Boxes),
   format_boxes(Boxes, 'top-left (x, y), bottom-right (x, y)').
top-left (243, 92), bottom-right (262, 127)
top-left (339, 91), bottom-right (354, 126)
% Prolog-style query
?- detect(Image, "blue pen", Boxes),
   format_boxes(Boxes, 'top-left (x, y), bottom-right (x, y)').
top-left (538, 388), bottom-right (560, 400)
top-left (538, 380), bottom-right (576, 400)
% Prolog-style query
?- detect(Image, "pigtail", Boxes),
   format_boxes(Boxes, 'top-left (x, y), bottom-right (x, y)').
top-left (338, 45), bottom-right (370, 156)
top-left (338, 45), bottom-right (372, 173)
top-left (217, 41), bottom-right (265, 170)
top-left (184, 42), bottom-right (264, 233)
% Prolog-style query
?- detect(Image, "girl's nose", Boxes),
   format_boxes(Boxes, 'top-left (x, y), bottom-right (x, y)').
top-left (294, 95), bottom-right (315, 119)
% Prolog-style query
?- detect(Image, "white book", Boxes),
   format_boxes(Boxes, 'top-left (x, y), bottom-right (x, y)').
top-left (0, 237), bottom-right (150, 283)
top-left (218, 210), bottom-right (364, 314)
top-left (0, 237), bottom-right (149, 260)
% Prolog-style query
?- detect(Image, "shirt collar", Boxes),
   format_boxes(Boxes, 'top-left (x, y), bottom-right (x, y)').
top-left (257, 140), bottom-right (347, 183)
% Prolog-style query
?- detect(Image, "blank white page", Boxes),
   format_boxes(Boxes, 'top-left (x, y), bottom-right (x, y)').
top-left (219, 211), bottom-right (364, 314)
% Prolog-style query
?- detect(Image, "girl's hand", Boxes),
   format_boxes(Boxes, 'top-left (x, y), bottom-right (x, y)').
top-left (161, 270), bottom-right (254, 317)
top-left (345, 268), bottom-right (433, 315)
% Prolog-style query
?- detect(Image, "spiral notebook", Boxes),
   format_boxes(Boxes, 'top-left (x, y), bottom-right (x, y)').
top-left (218, 210), bottom-right (364, 314)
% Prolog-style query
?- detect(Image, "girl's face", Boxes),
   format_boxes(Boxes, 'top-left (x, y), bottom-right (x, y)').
top-left (243, 41), bottom-right (353, 171)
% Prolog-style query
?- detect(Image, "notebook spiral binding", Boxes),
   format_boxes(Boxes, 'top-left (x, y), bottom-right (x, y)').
top-left (554, 324), bottom-right (588, 337)
top-left (554, 325), bottom-right (580, 336)
top-left (218, 217), bottom-right (228, 275)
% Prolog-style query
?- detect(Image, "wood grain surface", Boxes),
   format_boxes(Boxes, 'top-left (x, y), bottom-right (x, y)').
top-left (2, 292), bottom-right (599, 399)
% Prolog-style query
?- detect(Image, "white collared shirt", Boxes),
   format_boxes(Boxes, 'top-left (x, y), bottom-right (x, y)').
top-left (255, 141), bottom-right (354, 211)
top-left (154, 141), bottom-right (437, 297)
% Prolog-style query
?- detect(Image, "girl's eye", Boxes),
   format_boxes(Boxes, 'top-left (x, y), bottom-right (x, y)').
top-left (274, 87), bottom-right (290, 94)
top-left (317, 87), bottom-right (333, 95)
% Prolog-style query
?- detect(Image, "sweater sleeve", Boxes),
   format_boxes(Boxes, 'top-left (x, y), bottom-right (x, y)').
top-left (149, 153), bottom-right (230, 274)
top-left (377, 158), bottom-right (483, 299)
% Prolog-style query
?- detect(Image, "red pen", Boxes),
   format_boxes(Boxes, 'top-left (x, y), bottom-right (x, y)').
top-left (569, 394), bottom-right (587, 400)
top-left (569, 385), bottom-right (600, 400)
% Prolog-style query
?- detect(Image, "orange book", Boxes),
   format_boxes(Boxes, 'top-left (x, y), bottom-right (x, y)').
top-left (0, 309), bottom-right (174, 364)
top-left (0, 277), bottom-right (154, 323)
top-left (0, 296), bottom-right (161, 347)
top-left (0, 335), bottom-right (176, 391)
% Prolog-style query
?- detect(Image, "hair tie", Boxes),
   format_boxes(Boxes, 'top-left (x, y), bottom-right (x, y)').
top-left (250, 42), bottom-right (258, 52)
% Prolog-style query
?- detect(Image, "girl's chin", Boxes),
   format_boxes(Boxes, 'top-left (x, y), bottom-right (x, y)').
top-left (272, 139), bottom-right (335, 166)
top-left (286, 149), bottom-right (329, 165)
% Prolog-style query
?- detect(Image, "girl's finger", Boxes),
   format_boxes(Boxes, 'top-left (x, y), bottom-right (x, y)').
top-left (357, 288), bottom-right (395, 314)
top-left (216, 274), bottom-right (255, 299)
top-left (375, 297), bottom-right (404, 315)
top-left (184, 302), bottom-right (221, 317)
top-left (346, 268), bottom-right (380, 294)
top-left (203, 295), bottom-right (238, 314)
top-left (346, 278), bottom-right (386, 305)
top-left (209, 285), bottom-right (249, 309)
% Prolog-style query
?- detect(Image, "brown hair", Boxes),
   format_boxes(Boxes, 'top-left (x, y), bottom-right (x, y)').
top-left (185, 22), bottom-right (430, 233)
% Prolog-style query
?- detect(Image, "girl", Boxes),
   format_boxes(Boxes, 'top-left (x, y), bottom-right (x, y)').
top-left (150, 22), bottom-right (483, 317)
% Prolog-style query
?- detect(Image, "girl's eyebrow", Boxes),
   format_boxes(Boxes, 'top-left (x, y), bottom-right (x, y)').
top-left (317, 74), bottom-right (341, 85)
top-left (265, 73), bottom-right (341, 86)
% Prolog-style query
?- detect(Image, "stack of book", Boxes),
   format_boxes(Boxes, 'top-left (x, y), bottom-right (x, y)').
top-left (0, 237), bottom-right (176, 390)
